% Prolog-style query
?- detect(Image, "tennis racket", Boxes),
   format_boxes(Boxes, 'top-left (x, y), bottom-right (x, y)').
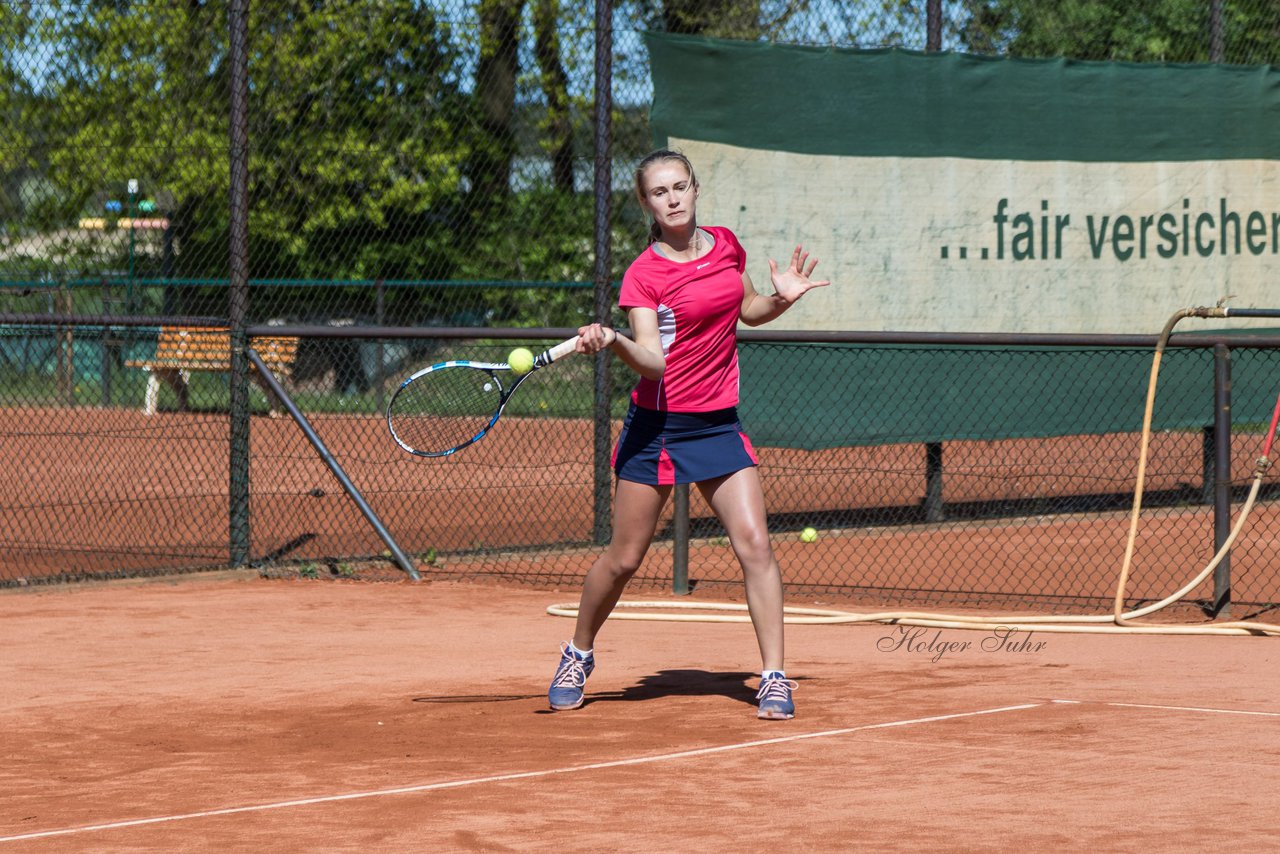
top-left (386, 336), bottom-right (580, 457)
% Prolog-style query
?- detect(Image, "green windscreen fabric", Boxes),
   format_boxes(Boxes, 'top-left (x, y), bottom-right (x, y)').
top-left (643, 33), bottom-right (1280, 445)
top-left (644, 33), bottom-right (1280, 337)
top-left (647, 33), bottom-right (1280, 163)
top-left (739, 342), bottom-right (1280, 449)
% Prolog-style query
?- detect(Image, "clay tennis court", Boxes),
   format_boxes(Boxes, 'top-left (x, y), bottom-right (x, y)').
top-left (3, 573), bottom-right (1279, 851)
top-left (5, 396), bottom-right (1280, 849)
top-left (7, 405), bottom-right (1280, 610)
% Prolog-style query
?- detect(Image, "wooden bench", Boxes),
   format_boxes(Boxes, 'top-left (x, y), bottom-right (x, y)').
top-left (126, 326), bottom-right (299, 415)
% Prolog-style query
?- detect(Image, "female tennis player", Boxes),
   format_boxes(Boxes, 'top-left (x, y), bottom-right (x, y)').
top-left (548, 149), bottom-right (830, 719)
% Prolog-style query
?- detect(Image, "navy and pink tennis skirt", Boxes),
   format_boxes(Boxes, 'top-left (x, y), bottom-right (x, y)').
top-left (612, 403), bottom-right (759, 486)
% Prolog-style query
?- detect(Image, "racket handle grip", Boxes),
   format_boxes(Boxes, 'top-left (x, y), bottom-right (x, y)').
top-left (536, 336), bottom-right (580, 368)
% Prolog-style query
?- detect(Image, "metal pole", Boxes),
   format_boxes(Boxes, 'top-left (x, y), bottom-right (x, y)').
top-left (375, 278), bottom-right (386, 412)
top-left (228, 0), bottom-right (252, 567)
top-left (1200, 425), bottom-right (1214, 505)
top-left (1221, 308), bottom-right (1280, 319)
top-left (1211, 342), bottom-right (1231, 617)
top-left (924, 442), bottom-right (944, 522)
top-left (56, 283), bottom-right (74, 404)
top-left (100, 277), bottom-right (112, 406)
top-left (1209, 0), bottom-right (1225, 63)
top-left (673, 484), bottom-right (690, 594)
top-left (591, 0), bottom-right (614, 546)
top-left (246, 348), bottom-right (420, 581)
top-left (127, 178), bottom-right (137, 308)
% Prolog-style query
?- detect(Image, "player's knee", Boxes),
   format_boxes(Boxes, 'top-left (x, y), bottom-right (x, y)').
top-left (732, 528), bottom-right (774, 564)
top-left (603, 551), bottom-right (645, 581)
top-left (616, 558), bottom-right (644, 580)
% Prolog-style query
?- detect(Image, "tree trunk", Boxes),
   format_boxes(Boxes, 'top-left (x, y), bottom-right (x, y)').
top-left (471, 0), bottom-right (522, 202)
top-left (533, 0), bottom-right (574, 193)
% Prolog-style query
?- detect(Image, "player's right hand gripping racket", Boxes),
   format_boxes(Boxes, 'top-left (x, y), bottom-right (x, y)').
top-left (386, 336), bottom-right (579, 457)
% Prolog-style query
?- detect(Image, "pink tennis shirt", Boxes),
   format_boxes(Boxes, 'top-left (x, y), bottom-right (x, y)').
top-left (618, 225), bottom-right (747, 412)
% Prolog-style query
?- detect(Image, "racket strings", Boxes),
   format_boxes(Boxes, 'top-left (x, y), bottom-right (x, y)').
top-left (389, 366), bottom-right (504, 455)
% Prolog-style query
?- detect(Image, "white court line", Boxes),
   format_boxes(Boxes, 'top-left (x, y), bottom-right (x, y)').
top-left (0, 702), bottom-right (1041, 844)
top-left (1090, 700), bottom-right (1280, 718)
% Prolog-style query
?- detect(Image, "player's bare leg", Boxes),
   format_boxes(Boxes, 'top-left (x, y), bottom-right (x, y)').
top-left (699, 467), bottom-right (796, 719)
top-left (698, 467), bottom-right (784, 668)
top-left (549, 480), bottom-right (668, 711)
top-left (571, 480), bottom-right (671, 650)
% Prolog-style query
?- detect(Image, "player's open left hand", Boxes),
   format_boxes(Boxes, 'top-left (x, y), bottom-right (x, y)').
top-left (768, 245), bottom-right (830, 305)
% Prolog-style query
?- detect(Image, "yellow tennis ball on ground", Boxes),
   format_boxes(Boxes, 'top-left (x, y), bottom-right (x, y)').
top-left (507, 347), bottom-right (535, 374)
top-left (800, 527), bottom-right (818, 543)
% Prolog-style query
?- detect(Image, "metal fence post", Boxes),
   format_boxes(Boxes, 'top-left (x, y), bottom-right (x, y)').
top-left (1210, 0), bottom-right (1225, 62)
top-left (924, 442), bottom-right (944, 522)
top-left (1200, 425), bottom-right (1214, 505)
top-left (673, 484), bottom-right (690, 594)
top-left (591, 0), bottom-right (614, 546)
top-left (227, 0), bottom-right (252, 567)
top-left (56, 283), bottom-right (74, 404)
top-left (1212, 342), bottom-right (1231, 617)
top-left (374, 278), bottom-right (386, 413)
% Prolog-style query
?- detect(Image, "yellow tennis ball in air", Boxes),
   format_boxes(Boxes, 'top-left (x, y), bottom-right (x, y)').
top-left (800, 527), bottom-right (818, 543)
top-left (507, 347), bottom-right (535, 375)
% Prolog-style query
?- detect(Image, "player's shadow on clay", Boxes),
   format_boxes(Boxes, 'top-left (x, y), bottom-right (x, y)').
top-left (586, 669), bottom-right (761, 708)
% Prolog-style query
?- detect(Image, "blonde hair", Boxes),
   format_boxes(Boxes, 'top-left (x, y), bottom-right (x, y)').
top-left (633, 149), bottom-right (698, 244)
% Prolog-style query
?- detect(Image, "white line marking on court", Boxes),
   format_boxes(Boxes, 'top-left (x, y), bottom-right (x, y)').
top-left (0, 702), bottom-right (1042, 844)
top-left (1092, 700), bottom-right (1280, 718)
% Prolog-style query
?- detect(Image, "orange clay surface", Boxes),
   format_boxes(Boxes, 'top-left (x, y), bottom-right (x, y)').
top-left (3, 573), bottom-right (1279, 852)
top-left (7, 406), bottom-right (1280, 614)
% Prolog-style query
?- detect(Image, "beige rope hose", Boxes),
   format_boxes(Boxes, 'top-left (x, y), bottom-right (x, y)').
top-left (550, 306), bottom-right (1280, 637)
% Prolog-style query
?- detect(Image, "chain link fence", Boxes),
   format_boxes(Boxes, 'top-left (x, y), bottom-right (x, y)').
top-left (7, 2), bottom-right (1280, 312)
top-left (3, 1), bottom-right (1280, 613)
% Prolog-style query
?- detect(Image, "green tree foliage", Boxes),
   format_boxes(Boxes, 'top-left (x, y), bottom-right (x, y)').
top-left (22, 2), bottom-right (226, 280)
top-left (637, 0), bottom-right (767, 39)
top-left (8, 2), bottom-right (472, 286)
top-left (532, 0), bottom-right (575, 193)
top-left (957, 0), bottom-right (1280, 65)
top-left (0, 5), bottom-right (33, 232)
top-left (470, 0), bottom-right (522, 207)
top-left (12, 1), bottom-right (1275, 326)
top-left (246, 2), bottom-right (472, 282)
top-left (0, 1), bottom-right (623, 325)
